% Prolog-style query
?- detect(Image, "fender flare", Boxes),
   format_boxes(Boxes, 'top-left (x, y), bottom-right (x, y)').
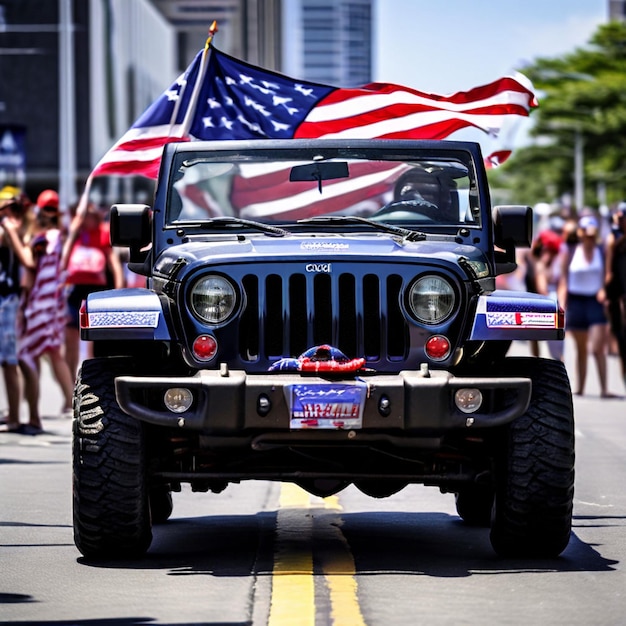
top-left (80, 288), bottom-right (171, 341)
top-left (469, 290), bottom-right (564, 341)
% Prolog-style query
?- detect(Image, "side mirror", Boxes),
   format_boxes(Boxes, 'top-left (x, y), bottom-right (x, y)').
top-left (492, 205), bottom-right (533, 249)
top-left (492, 205), bottom-right (533, 275)
top-left (110, 204), bottom-right (152, 274)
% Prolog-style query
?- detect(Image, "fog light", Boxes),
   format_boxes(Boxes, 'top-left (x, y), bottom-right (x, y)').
top-left (193, 334), bottom-right (218, 361)
top-left (425, 335), bottom-right (451, 361)
top-left (454, 388), bottom-right (483, 414)
top-left (164, 387), bottom-right (193, 413)
top-left (378, 395), bottom-right (391, 417)
top-left (257, 394), bottom-right (271, 417)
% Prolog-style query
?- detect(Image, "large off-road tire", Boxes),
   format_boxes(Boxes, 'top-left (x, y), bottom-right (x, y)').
top-left (73, 358), bottom-right (152, 559)
top-left (490, 357), bottom-right (575, 558)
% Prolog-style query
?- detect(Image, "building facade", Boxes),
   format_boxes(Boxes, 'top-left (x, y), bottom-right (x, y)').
top-left (0, 0), bottom-right (177, 205)
top-left (0, 0), bottom-right (90, 199)
top-left (282, 0), bottom-right (372, 87)
top-left (151, 0), bottom-right (283, 72)
top-left (609, 0), bottom-right (626, 20)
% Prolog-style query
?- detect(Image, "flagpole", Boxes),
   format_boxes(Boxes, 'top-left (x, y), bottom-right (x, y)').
top-left (179, 20), bottom-right (218, 138)
top-left (166, 25), bottom-right (215, 129)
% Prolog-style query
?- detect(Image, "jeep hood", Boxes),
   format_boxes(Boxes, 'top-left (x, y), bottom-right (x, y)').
top-left (153, 234), bottom-right (489, 280)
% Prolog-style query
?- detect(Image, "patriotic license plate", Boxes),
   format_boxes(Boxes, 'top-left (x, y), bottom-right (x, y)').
top-left (286, 382), bottom-right (367, 430)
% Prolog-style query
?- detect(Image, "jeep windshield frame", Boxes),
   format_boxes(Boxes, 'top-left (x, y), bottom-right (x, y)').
top-left (160, 139), bottom-right (486, 236)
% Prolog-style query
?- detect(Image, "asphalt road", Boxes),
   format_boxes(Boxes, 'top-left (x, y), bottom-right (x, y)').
top-left (2, 340), bottom-right (626, 625)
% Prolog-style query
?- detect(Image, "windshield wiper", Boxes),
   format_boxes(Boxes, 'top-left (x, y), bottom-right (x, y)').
top-left (297, 216), bottom-right (426, 241)
top-left (200, 217), bottom-right (289, 237)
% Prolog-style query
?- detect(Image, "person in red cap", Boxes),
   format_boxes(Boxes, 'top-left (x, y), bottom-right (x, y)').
top-left (36, 189), bottom-right (59, 212)
top-left (532, 229), bottom-right (565, 361)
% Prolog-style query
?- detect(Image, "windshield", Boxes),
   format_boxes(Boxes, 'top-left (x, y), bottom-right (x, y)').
top-left (167, 153), bottom-right (479, 229)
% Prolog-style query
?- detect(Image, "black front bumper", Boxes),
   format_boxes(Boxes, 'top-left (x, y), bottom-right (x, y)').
top-left (114, 367), bottom-right (531, 435)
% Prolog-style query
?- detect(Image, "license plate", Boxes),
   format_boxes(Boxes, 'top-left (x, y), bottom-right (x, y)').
top-left (286, 382), bottom-right (367, 430)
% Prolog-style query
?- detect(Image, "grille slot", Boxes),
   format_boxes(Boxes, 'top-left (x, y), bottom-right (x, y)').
top-left (238, 269), bottom-right (408, 364)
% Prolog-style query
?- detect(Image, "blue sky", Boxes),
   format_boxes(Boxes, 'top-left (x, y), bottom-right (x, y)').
top-left (373, 0), bottom-right (607, 94)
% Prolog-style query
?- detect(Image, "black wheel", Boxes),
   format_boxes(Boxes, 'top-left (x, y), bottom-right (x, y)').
top-left (490, 357), bottom-right (575, 558)
top-left (73, 357), bottom-right (152, 559)
top-left (150, 486), bottom-right (174, 524)
top-left (455, 485), bottom-right (494, 527)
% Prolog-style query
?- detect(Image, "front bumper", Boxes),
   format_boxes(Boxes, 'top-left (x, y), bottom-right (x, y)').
top-left (115, 367), bottom-right (531, 435)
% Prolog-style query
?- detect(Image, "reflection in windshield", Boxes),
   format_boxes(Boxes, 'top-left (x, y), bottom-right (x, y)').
top-left (168, 157), bottom-right (478, 228)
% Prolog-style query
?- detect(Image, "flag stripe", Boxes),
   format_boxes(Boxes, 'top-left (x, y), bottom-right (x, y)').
top-left (296, 110), bottom-right (520, 139)
top-left (303, 83), bottom-right (535, 122)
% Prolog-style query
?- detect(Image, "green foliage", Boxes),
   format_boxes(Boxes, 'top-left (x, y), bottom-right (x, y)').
top-left (498, 21), bottom-right (626, 210)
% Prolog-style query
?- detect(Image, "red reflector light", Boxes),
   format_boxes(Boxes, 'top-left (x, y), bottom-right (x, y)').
top-left (557, 305), bottom-right (565, 329)
top-left (192, 334), bottom-right (218, 361)
top-left (79, 300), bottom-right (88, 329)
top-left (425, 335), bottom-right (451, 361)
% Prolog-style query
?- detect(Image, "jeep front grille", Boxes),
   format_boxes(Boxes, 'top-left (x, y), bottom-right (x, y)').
top-left (237, 270), bottom-right (408, 363)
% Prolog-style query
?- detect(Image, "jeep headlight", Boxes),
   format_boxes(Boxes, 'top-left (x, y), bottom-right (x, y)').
top-left (409, 275), bottom-right (455, 324)
top-left (190, 275), bottom-right (236, 324)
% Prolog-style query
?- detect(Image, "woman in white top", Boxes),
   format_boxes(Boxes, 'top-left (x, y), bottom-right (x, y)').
top-left (558, 215), bottom-right (616, 397)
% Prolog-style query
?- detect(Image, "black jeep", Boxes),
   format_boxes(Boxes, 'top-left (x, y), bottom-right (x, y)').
top-left (72, 139), bottom-right (574, 559)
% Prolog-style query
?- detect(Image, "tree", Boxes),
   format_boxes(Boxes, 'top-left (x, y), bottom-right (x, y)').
top-left (492, 21), bottom-right (626, 211)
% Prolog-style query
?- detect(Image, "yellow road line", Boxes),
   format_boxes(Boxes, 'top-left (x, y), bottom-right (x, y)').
top-left (321, 493), bottom-right (367, 626)
top-left (268, 483), bottom-right (366, 626)
top-left (323, 495), bottom-right (342, 511)
top-left (268, 484), bottom-right (315, 626)
top-left (322, 535), bottom-right (366, 626)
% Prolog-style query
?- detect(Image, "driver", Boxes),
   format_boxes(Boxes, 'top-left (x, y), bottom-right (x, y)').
top-left (393, 173), bottom-right (439, 214)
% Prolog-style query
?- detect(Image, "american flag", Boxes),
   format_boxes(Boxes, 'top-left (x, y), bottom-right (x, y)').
top-left (91, 46), bottom-right (537, 179)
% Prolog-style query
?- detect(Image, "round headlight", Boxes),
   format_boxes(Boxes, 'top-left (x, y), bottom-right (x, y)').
top-left (409, 275), bottom-right (455, 324)
top-left (191, 275), bottom-right (236, 324)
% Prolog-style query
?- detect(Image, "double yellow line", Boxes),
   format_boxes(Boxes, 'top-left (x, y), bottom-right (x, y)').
top-left (268, 483), bottom-right (366, 626)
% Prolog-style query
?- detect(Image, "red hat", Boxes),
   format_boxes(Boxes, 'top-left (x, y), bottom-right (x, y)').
top-left (37, 189), bottom-right (59, 210)
top-left (537, 229), bottom-right (562, 254)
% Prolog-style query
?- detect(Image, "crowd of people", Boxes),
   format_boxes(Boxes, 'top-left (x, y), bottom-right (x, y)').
top-left (0, 185), bottom-right (124, 435)
top-left (513, 202), bottom-right (626, 399)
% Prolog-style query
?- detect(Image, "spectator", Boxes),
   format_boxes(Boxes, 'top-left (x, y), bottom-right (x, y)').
top-left (557, 215), bottom-right (617, 398)
top-left (533, 228), bottom-right (564, 361)
top-left (522, 236), bottom-right (541, 357)
top-left (0, 187), bottom-right (25, 432)
top-left (604, 202), bottom-right (626, 386)
top-left (2, 189), bottom-right (75, 431)
top-left (63, 200), bottom-right (124, 375)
